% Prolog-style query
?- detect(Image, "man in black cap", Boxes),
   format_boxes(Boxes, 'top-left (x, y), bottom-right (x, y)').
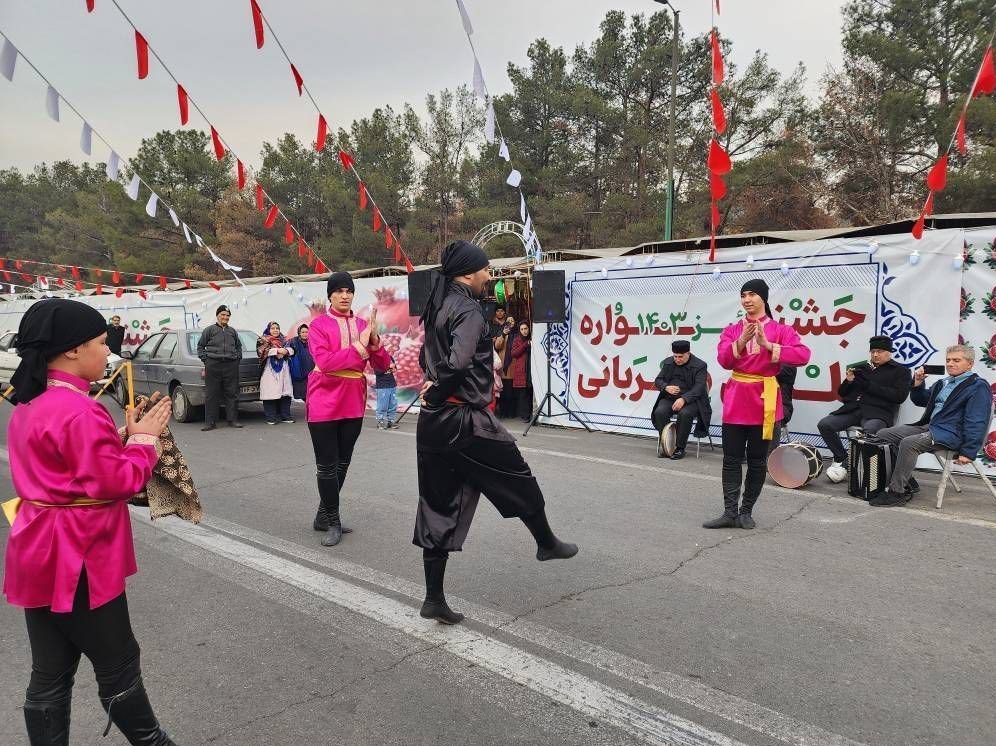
top-left (818, 335), bottom-right (911, 482)
top-left (196, 305), bottom-right (244, 431)
top-left (650, 340), bottom-right (711, 459)
top-left (414, 240), bottom-right (578, 625)
top-left (105, 315), bottom-right (125, 356)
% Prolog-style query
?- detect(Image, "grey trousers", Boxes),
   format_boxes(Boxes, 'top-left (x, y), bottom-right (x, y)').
top-left (875, 424), bottom-right (941, 492)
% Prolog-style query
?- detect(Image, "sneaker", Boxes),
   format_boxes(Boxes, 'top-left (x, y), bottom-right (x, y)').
top-left (387, 421), bottom-right (396, 429)
top-left (869, 488), bottom-right (911, 507)
top-left (376, 421), bottom-right (385, 430)
top-left (266, 420), bottom-right (277, 426)
top-left (826, 462), bottom-right (848, 484)
top-left (908, 477), bottom-right (920, 494)
top-left (281, 418), bottom-right (295, 424)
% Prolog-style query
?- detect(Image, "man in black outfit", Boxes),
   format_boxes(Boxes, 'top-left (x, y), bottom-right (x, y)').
top-left (105, 315), bottom-right (125, 356)
top-left (650, 340), bottom-right (711, 460)
top-left (196, 305), bottom-right (244, 431)
top-left (414, 241), bottom-right (578, 625)
top-left (818, 335), bottom-right (911, 482)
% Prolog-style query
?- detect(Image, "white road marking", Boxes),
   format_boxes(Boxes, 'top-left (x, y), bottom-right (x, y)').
top-left (137, 510), bottom-right (745, 746)
top-left (200, 513), bottom-right (868, 746)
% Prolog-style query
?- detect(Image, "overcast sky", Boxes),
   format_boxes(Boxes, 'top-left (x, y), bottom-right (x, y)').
top-left (0, 0), bottom-right (847, 173)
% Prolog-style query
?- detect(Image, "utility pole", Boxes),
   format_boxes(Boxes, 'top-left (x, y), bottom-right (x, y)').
top-left (654, 0), bottom-right (680, 242)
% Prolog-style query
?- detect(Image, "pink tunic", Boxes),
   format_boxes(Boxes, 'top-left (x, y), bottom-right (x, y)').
top-left (716, 317), bottom-right (811, 425)
top-left (306, 309), bottom-right (391, 423)
top-left (3, 370), bottom-right (159, 612)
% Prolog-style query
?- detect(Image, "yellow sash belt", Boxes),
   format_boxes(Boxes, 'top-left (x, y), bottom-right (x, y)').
top-left (2, 497), bottom-right (115, 527)
top-left (731, 372), bottom-right (777, 441)
top-left (312, 365), bottom-right (364, 379)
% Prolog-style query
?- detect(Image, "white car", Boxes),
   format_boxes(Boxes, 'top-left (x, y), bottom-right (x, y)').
top-left (0, 330), bottom-right (122, 394)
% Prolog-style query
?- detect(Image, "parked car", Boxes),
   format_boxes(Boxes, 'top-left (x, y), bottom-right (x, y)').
top-left (0, 329), bottom-right (122, 393)
top-left (118, 328), bottom-right (262, 422)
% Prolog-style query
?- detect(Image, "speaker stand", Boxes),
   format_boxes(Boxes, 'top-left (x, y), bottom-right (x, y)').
top-left (522, 331), bottom-right (595, 437)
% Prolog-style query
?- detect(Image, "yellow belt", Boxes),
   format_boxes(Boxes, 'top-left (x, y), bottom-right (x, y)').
top-left (731, 372), bottom-right (778, 441)
top-left (2, 497), bottom-right (115, 527)
top-left (312, 366), bottom-right (364, 379)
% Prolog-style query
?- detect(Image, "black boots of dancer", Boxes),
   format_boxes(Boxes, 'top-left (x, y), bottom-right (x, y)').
top-left (420, 550), bottom-right (465, 625)
top-left (99, 676), bottom-right (176, 745)
top-left (315, 462), bottom-right (353, 546)
top-left (704, 436), bottom-right (765, 529)
top-left (23, 695), bottom-right (71, 746)
top-left (522, 509), bottom-right (579, 561)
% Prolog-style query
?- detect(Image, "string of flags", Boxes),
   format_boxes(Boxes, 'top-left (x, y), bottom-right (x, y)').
top-left (247, 0), bottom-right (415, 272)
top-left (911, 35), bottom-right (996, 240)
top-left (452, 0), bottom-right (541, 262)
top-left (705, 4), bottom-right (730, 263)
top-left (0, 30), bottom-right (245, 291)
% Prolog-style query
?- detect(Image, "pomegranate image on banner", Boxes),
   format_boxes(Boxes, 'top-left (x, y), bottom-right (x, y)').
top-left (983, 431), bottom-right (996, 465)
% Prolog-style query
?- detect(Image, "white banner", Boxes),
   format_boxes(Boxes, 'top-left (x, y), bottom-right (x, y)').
top-left (960, 228), bottom-right (996, 474)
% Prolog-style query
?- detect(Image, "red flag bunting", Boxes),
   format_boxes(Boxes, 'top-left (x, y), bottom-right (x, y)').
top-left (404, 256), bottom-right (414, 273)
top-left (707, 138), bottom-right (732, 175)
top-left (112, 270), bottom-right (121, 284)
top-left (211, 127), bottom-right (225, 161)
top-left (298, 237), bottom-right (307, 258)
top-left (115, 288), bottom-right (124, 298)
top-left (711, 30), bottom-right (724, 87)
top-left (237, 160), bottom-right (246, 190)
top-left (972, 46), bottom-right (995, 98)
top-left (291, 63), bottom-right (304, 95)
top-left (255, 183), bottom-right (264, 211)
top-left (0, 259), bottom-right (5, 270)
top-left (285, 221), bottom-right (294, 244)
top-left (926, 154), bottom-right (948, 192)
top-left (55, 277), bottom-right (64, 286)
top-left (95, 284), bottom-right (103, 295)
top-left (715, 0), bottom-right (720, 13)
top-left (709, 234), bottom-right (716, 263)
top-left (264, 204), bottom-right (279, 228)
top-left (316, 114), bottom-right (328, 152)
top-left (135, 31), bottom-right (149, 80)
top-left (184, 279), bottom-right (191, 289)
top-left (209, 282), bottom-right (221, 291)
top-left (250, 0), bottom-right (265, 49)
top-left (158, 275), bottom-right (167, 290)
top-left (95, 269), bottom-right (103, 278)
top-left (955, 114), bottom-right (967, 155)
top-left (75, 281), bottom-right (84, 292)
top-left (911, 210), bottom-right (926, 240)
top-left (3, 271), bottom-right (10, 282)
top-left (338, 150), bottom-right (354, 171)
top-left (710, 201), bottom-right (721, 228)
top-left (385, 231), bottom-right (394, 250)
top-left (315, 259), bottom-right (327, 274)
top-left (373, 210), bottom-right (382, 232)
top-left (394, 244), bottom-right (401, 264)
top-left (177, 84), bottom-right (189, 125)
top-left (139, 290), bottom-right (148, 300)
top-left (924, 190), bottom-right (935, 217)
top-left (14, 260), bottom-right (22, 270)
top-left (71, 266), bottom-right (80, 279)
top-left (86, 0), bottom-right (95, 12)
top-left (358, 182), bottom-right (368, 210)
top-left (307, 249), bottom-right (314, 268)
top-left (134, 273), bottom-right (143, 282)
top-left (710, 89), bottom-right (726, 134)
top-left (709, 171), bottom-right (727, 201)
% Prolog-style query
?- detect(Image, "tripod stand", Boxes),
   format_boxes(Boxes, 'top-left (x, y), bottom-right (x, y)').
top-left (522, 330), bottom-right (594, 437)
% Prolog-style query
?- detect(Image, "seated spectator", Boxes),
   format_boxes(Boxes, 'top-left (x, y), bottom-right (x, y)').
top-left (820, 335), bottom-right (912, 482)
top-left (870, 344), bottom-right (992, 507)
top-left (651, 340), bottom-right (712, 460)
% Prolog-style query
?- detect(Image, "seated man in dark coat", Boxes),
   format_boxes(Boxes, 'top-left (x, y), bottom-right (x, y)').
top-left (650, 340), bottom-right (712, 460)
top-left (819, 335), bottom-right (911, 483)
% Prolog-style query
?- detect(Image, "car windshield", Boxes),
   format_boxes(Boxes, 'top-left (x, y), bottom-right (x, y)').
top-left (186, 330), bottom-right (259, 359)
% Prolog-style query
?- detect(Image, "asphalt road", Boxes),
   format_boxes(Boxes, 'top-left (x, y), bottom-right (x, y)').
top-left (1, 399), bottom-right (995, 746)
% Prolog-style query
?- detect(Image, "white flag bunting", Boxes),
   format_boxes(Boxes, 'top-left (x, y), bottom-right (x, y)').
top-left (145, 192), bottom-right (158, 218)
top-left (498, 138), bottom-right (510, 162)
top-left (506, 169), bottom-right (522, 188)
top-left (45, 85), bottom-right (60, 122)
top-left (0, 39), bottom-right (17, 82)
top-left (80, 122), bottom-right (93, 156)
top-left (126, 174), bottom-right (141, 201)
top-left (106, 151), bottom-right (120, 181)
top-left (182, 223), bottom-right (192, 243)
top-left (168, 208), bottom-right (179, 227)
top-left (456, 0), bottom-right (474, 36)
top-left (472, 58), bottom-right (487, 98)
top-left (484, 100), bottom-right (496, 143)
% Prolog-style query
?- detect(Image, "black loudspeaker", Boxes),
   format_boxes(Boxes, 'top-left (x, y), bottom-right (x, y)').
top-left (407, 269), bottom-right (438, 318)
top-left (531, 270), bottom-right (566, 324)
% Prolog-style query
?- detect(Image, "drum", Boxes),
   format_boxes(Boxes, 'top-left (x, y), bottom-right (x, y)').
top-left (767, 442), bottom-right (823, 488)
top-left (657, 422), bottom-right (677, 458)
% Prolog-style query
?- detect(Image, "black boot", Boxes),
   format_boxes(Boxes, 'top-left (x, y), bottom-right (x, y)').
top-left (420, 552), bottom-right (464, 624)
top-left (704, 460), bottom-right (742, 528)
top-left (313, 503), bottom-right (329, 532)
top-left (322, 511), bottom-right (343, 547)
top-left (522, 510), bottom-right (579, 561)
top-left (23, 696), bottom-right (71, 746)
top-left (100, 679), bottom-right (175, 745)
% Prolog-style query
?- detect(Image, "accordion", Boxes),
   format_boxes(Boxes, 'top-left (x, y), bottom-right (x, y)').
top-left (847, 436), bottom-right (893, 500)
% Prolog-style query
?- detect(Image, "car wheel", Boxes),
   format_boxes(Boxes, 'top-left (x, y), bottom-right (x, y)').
top-left (171, 385), bottom-right (194, 423)
top-left (114, 377), bottom-right (129, 408)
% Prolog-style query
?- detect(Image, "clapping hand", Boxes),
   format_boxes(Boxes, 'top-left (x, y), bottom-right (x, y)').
top-left (368, 308), bottom-right (379, 348)
top-left (127, 395), bottom-right (171, 438)
top-left (739, 322), bottom-right (756, 346)
top-left (754, 322), bottom-right (772, 351)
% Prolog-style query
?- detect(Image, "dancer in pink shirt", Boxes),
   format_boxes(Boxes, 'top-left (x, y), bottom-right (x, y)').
top-left (3, 299), bottom-right (176, 745)
top-left (704, 279), bottom-right (811, 529)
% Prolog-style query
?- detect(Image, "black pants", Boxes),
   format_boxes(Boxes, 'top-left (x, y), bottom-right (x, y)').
top-left (721, 423), bottom-right (768, 516)
top-left (292, 378), bottom-right (308, 400)
top-left (652, 397), bottom-right (697, 450)
top-left (817, 412), bottom-right (888, 463)
top-left (308, 418), bottom-right (364, 515)
top-left (263, 396), bottom-right (292, 422)
top-left (514, 385), bottom-right (533, 421)
top-left (498, 382), bottom-right (515, 418)
top-left (204, 358), bottom-right (240, 425)
top-left (24, 569), bottom-right (142, 705)
top-left (415, 437), bottom-right (546, 552)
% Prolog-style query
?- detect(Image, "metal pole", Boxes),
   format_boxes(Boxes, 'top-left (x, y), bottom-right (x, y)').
top-left (664, 7), bottom-right (680, 242)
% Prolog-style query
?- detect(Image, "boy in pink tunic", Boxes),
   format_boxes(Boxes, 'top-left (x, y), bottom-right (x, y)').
top-left (2, 299), bottom-right (176, 745)
top-left (704, 279), bottom-right (811, 529)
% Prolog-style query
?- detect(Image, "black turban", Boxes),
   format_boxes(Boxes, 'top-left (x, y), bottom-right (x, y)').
top-left (326, 272), bottom-right (355, 296)
top-left (740, 278), bottom-right (773, 319)
top-left (672, 340), bottom-right (690, 354)
top-left (869, 335), bottom-right (893, 352)
top-left (10, 299), bottom-right (107, 404)
top-left (420, 241), bottom-right (490, 327)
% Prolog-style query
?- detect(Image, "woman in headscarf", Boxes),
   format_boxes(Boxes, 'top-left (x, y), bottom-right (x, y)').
top-left (3, 298), bottom-right (177, 745)
top-left (705, 279), bottom-right (811, 530)
top-left (257, 321), bottom-right (295, 425)
top-left (509, 321), bottom-right (534, 422)
top-left (306, 272), bottom-right (391, 546)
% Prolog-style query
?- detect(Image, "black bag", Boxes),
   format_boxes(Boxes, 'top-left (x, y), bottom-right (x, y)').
top-left (847, 436), bottom-right (893, 500)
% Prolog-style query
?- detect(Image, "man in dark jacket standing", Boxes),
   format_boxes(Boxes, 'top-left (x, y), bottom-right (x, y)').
top-left (196, 305), bottom-right (244, 431)
top-left (870, 344), bottom-right (992, 506)
top-left (819, 335), bottom-right (911, 482)
top-left (414, 241), bottom-right (578, 625)
top-left (105, 315), bottom-right (125, 356)
top-left (650, 340), bottom-right (711, 459)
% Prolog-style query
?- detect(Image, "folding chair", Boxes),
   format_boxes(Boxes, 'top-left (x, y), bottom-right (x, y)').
top-left (934, 450), bottom-right (996, 509)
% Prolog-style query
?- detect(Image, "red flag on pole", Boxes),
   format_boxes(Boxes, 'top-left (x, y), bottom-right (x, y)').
top-left (711, 30), bottom-right (724, 86)
top-left (971, 46), bottom-right (995, 98)
top-left (250, 0), bottom-right (265, 49)
top-left (255, 183), bottom-right (264, 211)
top-left (285, 221), bottom-right (294, 245)
top-left (707, 138), bottom-right (732, 175)
top-left (237, 160), bottom-right (246, 190)
top-left (926, 154), bottom-right (948, 192)
top-left (710, 89), bottom-right (726, 134)
top-left (955, 114), bottom-right (967, 155)
top-left (211, 127), bottom-right (225, 161)
top-left (338, 150), bottom-right (354, 171)
top-left (316, 114), bottom-right (328, 152)
top-left (135, 31), bottom-right (149, 80)
top-left (177, 84), bottom-right (189, 125)
top-left (291, 64), bottom-right (304, 95)
top-left (264, 204), bottom-right (279, 228)
top-left (307, 249), bottom-right (314, 268)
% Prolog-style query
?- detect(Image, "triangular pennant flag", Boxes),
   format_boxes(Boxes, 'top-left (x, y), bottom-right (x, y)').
top-left (386, 231), bottom-right (394, 250)
top-left (16, 260), bottom-right (23, 270)
top-left (298, 237), bottom-right (307, 258)
top-left (237, 159), bottom-right (246, 189)
top-left (135, 31), bottom-right (149, 80)
top-left (158, 275), bottom-right (167, 290)
top-left (55, 277), bottom-right (65, 286)
top-left (971, 46), bottom-right (995, 98)
top-left (45, 85), bottom-right (60, 122)
top-left (955, 113), bottom-right (967, 156)
top-left (134, 273), bottom-right (143, 281)
top-left (71, 266), bottom-right (80, 279)
top-left (373, 210), bottom-right (382, 232)
top-left (86, 0), bottom-right (95, 12)
top-left (911, 210), bottom-right (926, 239)
top-left (194, 234), bottom-right (204, 248)
top-left (80, 122), bottom-right (93, 155)
top-left (404, 256), bottom-right (414, 273)
top-left (126, 174), bottom-right (141, 200)
top-left (250, 0), bottom-right (265, 49)
top-left (456, 0), bottom-right (474, 36)
top-left (307, 249), bottom-right (314, 268)
top-left (255, 183), bottom-right (264, 211)
top-left (182, 223), bottom-right (192, 243)
top-left (315, 259), bottom-right (328, 274)
top-left (139, 290), bottom-right (148, 300)
top-left (264, 204), bottom-right (279, 228)
top-left (498, 138), bottom-right (510, 162)
top-left (924, 190), bottom-right (935, 217)
top-left (112, 270), bottom-right (121, 284)
top-left (75, 281), bottom-right (84, 292)
top-left (707, 138), bottom-right (732, 175)
top-left (710, 89), bottom-right (726, 134)
top-left (316, 114), bottom-right (328, 152)
top-left (711, 30), bottom-right (724, 86)
top-left (177, 84), bottom-right (189, 125)
top-left (715, 0), bottom-right (721, 13)
top-left (0, 39), bottom-right (17, 82)
top-left (484, 100), bottom-right (496, 143)
top-left (20, 273), bottom-right (33, 283)
top-left (290, 63), bottom-right (304, 95)
top-left (394, 243), bottom-right (402, 264)
top-left (210, 127), bottom-right (225, 161)
top-left (506, 169), bottom-right (522, 188)
top-left (2, 271), bottom-right (10, 282)
top-left (145, 192), bottom-right (158, 217)
top-left (38, 275), bottom-right (49, 290)
top-left (115, 287), bottom-right (124, 298)
top-left (709, 171), bottom-right (727, 201)
top-left (106, 151), bottom-right (120, 181)
top-left (472, 57), bottom-right (487, 98)
top-left (520, 192), bottom-right (527, 222)
top-left (184, 279), bottom-right (191, 289)
top-left (926, 154), bottom-right (948, 192)
top-left (285, 221), bottom-right (294, 244)
top-left (338, 150), bottom-right (354, 171)
top-left (95, 283), bottom-right (103, 295)
top-left (358, 182), bottom-right (368, 210)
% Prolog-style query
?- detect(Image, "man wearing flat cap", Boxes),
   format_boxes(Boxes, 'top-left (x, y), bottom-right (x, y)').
top-left (819, 335), bottom-right (911, 482)
top-left (651, 340), bottom-right (712, 459)
top-left (196, 305), bottom-right (244, 431)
